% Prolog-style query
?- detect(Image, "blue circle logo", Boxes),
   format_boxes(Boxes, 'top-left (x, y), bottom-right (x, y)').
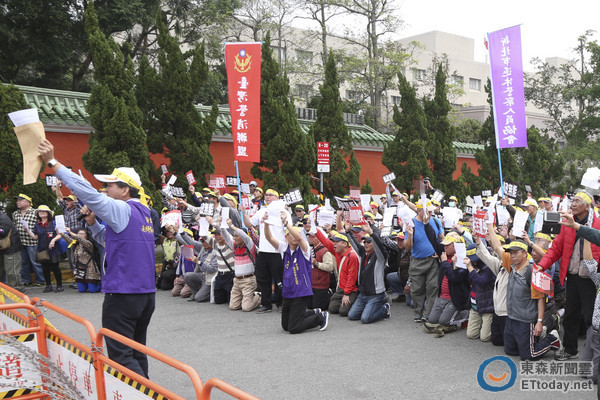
top-left (239, 49), bottom-right (247, 58)
top-left (477, 356), bottom-right (517, 392)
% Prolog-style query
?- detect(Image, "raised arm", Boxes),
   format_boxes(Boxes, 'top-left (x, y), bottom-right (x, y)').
top-left (263, 212), bottom-right (280, 249)
top-left (282, 211), bottom-right (308, 253)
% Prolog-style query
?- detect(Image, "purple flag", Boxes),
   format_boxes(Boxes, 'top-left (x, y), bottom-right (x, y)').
top-left (488, 25), bottom-right (527, 149)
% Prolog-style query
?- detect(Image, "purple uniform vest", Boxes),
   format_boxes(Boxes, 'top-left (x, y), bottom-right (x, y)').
top-left (282, 246), bottom-right (313, 298)
top-left (102, 201), bottom-right (156, 294)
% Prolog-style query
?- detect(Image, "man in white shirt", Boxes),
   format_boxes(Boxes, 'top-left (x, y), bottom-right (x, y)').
top-left (242, 188), bottom-right (292, 313)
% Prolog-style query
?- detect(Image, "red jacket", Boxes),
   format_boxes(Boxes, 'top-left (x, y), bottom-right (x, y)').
top-left (538, 212), bottom-right (600, 285)
top-left (316, 229), bottom-right (359, 295)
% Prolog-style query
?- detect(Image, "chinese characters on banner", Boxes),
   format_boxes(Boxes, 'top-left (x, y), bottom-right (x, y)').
top-left (531, 267), bottom-right (554, 296)
top-left (225, 43), bottom-right (261, 162)
top-left (473, 210), bottom-right (489, 238)
top-left (488, 25), bottom-right (527, 149)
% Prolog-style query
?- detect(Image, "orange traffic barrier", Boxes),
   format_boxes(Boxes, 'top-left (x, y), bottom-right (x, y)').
top-left (96, 327), bottom-right (204, 400)
top-left (0, 284), bottom-right (258, 399)
top-left (199, 378), bottom-right (262, 400)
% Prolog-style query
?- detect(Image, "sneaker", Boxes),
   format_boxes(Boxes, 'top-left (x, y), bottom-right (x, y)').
top-left (414, 316), bottom-right (423, 323)
top-left (549, 332), bottom-right (561, 351)
top-left (319, 311), bottom-right (329, 331)
top-left (421, 316), bottom-right (429, 323)
top-left (68, 284), bottom-right (78, 289)
top-left (256, 306), bottom-right (272, 314)
top-left (383, 303), bottom-right (391, 320)
top-left (392, 295), bottom-right (405, 303)
top-left (423, 321), bottom-right (440, 333)
top-left (43, 285), bottom-right (53, 293)
top-left (554, 350), bottom-right (578, 361)
top-left (54, 286), bottom-right (64, 293)
top-left (313, 308), bottom-right (322, 315)
top-left (187, 297), bottom-right (196, 302)
top-left (33, 282), bottom-right (43, 287)
top-left (540, 326), bottom-right (548, 340)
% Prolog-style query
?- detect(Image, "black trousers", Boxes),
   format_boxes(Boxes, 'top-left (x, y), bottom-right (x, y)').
top-left (102, 293), bottom-right (155, 379)
top-left (255, 252), bottom-right (283, 309)
top-left (491, 314), bottom-right (506, 346)
top-left (41, 260), bottom-right (62, 286)
top-left (563, 273), bottom-right (596, 354)
top-left (281, 296), bottom-right (322, 334)
top-left (213, 272), bottom-right (234, 304)
top-left (311, 288), bottom-right (332, 311)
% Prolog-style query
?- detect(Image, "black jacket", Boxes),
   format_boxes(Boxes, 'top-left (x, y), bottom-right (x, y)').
top-left (0, 211), bottom-right (21, 254)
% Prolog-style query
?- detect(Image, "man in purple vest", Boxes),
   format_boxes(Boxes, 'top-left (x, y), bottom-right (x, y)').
top-left (38, 139), bottom-right (156, 379)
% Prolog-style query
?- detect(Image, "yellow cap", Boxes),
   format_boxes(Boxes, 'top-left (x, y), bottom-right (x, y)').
top-left (440, 232), bottom-right (465, 245)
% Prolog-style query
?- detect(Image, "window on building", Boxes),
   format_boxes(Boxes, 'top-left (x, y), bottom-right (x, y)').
top-left (469, 78), bottom-right (481, 91)
top-left (451, 75), bottom-right (464, 88)
top-left (414, 69), bottom-right (426, 82)
top-left (295, 50), bottom-right (313, 66)
top-left (295, 84), bottom-right (313, 103)
top-left (270, 46), bottom-right (286, 62)
top-left (346, 90), bottom-right (362, 101)
top-left (391, 95), bottom-right (401, 105)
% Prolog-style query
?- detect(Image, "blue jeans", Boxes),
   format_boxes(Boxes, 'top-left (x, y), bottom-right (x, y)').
top-left (20, 246), bottom-right (44, 284)
top-left (348, 292), bottom-right (388, 324)
top-left (385, 272), bottom-right (406, 294)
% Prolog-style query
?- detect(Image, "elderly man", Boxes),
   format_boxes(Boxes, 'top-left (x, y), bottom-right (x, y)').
top-left (12, 194), bottom-right (44, 286)
top-left (38, 139), bottom-right (156, 379)
top-left (521, 198), bottom-right (539, 240)
top-left (537, 191), bottom-right (600, 361)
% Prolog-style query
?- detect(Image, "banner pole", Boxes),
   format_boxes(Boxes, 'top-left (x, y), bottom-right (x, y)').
top-left (235, 161), bottom-right (244, 222)
top-left (497, 148), bottom-right (504, 197)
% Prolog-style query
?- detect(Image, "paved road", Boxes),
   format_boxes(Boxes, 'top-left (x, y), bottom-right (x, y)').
top-left (20, 286), bottom-right (595, 400)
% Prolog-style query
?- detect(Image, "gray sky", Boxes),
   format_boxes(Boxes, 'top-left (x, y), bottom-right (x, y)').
top-left (398, 0), bottom-right (599, 66)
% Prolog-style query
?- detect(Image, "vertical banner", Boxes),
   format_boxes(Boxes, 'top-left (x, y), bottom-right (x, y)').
top-left (225, 43), bottom-right (262, 162)
top-left (488, 25), bottom-right (527, 149)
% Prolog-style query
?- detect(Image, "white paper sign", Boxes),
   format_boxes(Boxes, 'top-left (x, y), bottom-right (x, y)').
top-left (198, 218), bottom-right (210, 236)
top-left (361, 194), bottom-right (372, 213)
top-left (442, 207), bottom-right (459, 229)
top-left (397, 206), bottom-right (416, 228)
top-left (167, 175), bottom-right (177, 186)
top-left (181, 245), bottom-right (194, 260)
top-left (534, 212), bottom-right (544, 233)
top-left (318, 209), bottom-right (335, 228)
top-left (454, 242), bottom-right (467, 269)
top-left (383, 207), bottom-right (395, 227)
top-left (54, 215), bottom-right (66, 233)
top-left (560, 196), bottom-right (569, 212)
top-left (581, 167), bottom-right (600, 190)
top-left (220, 207), bottom-right (230, 228)
top-left (512, 210), bottom-right (528, 238)
top-left (161, 210), bottom-right (183, 233)
top-left (496, 204), bottom-right (510, 226)
top-left (8, 108), bottom-right (39, 126)
top-left (241, 183), bottom-right (251, 194)
top-left (266, 200), bottom-right (286, 226)
top-left (474, 195), bottom-right (483, 208)
top-left (20, 219), bottom-right (29, 231)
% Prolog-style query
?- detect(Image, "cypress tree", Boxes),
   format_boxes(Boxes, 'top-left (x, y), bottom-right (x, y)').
top-left (424, 64), bottom-right (457, 195)
top-left (382, 73), bottom-right (432, 193)
top-left (309, 51), bottom-right (360, 198)
top-left (82, 1), bottom-right (155, 198)
top-left (0, 84), bottom-right (28, 189)
top-left (251, 33), bottom-right (315, 199)
top-left (136, 14), bottom-right (216, 185)
top-left (473, 79), bottom-right (520, 195)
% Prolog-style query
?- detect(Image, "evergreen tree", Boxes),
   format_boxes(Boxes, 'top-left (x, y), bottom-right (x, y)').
top-left (382, 73), bottom-right (432, 193)
top-left (360, 179), bottom-right (373, 194)
top-left (0, 84), bottom-right (28, 189)
top-left (424, 64), bottom-right (457, 196)
top-left (309, 51), bottom-right (360, 198)
top-left (472, 79), bottom-right (520, 195)
top-left (251, 33), bottom-right (315, 199)
top-left (515, 127), bottom-right (564, 198)
top-left (136, 15), bottom-right (216, 187)
top-left (82, 1), bottom-right (156, 200)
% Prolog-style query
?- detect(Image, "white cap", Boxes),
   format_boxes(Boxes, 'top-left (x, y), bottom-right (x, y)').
top-left (249, 180), bottom-right (257, 186)
top-left (94, 167), bottom-right (142, 187)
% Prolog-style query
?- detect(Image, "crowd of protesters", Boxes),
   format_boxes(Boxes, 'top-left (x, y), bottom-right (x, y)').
top-left (4, 172), bottom-right (600, 392)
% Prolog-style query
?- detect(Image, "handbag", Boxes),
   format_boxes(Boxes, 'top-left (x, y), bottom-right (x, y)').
top-left (36, 250), bottom-right (50, 262)
top-left (0, 229), bottom-right (11, 251)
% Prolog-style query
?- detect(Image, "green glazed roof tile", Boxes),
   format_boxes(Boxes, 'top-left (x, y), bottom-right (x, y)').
top-left (9, 84), bottom-right (482, 154)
